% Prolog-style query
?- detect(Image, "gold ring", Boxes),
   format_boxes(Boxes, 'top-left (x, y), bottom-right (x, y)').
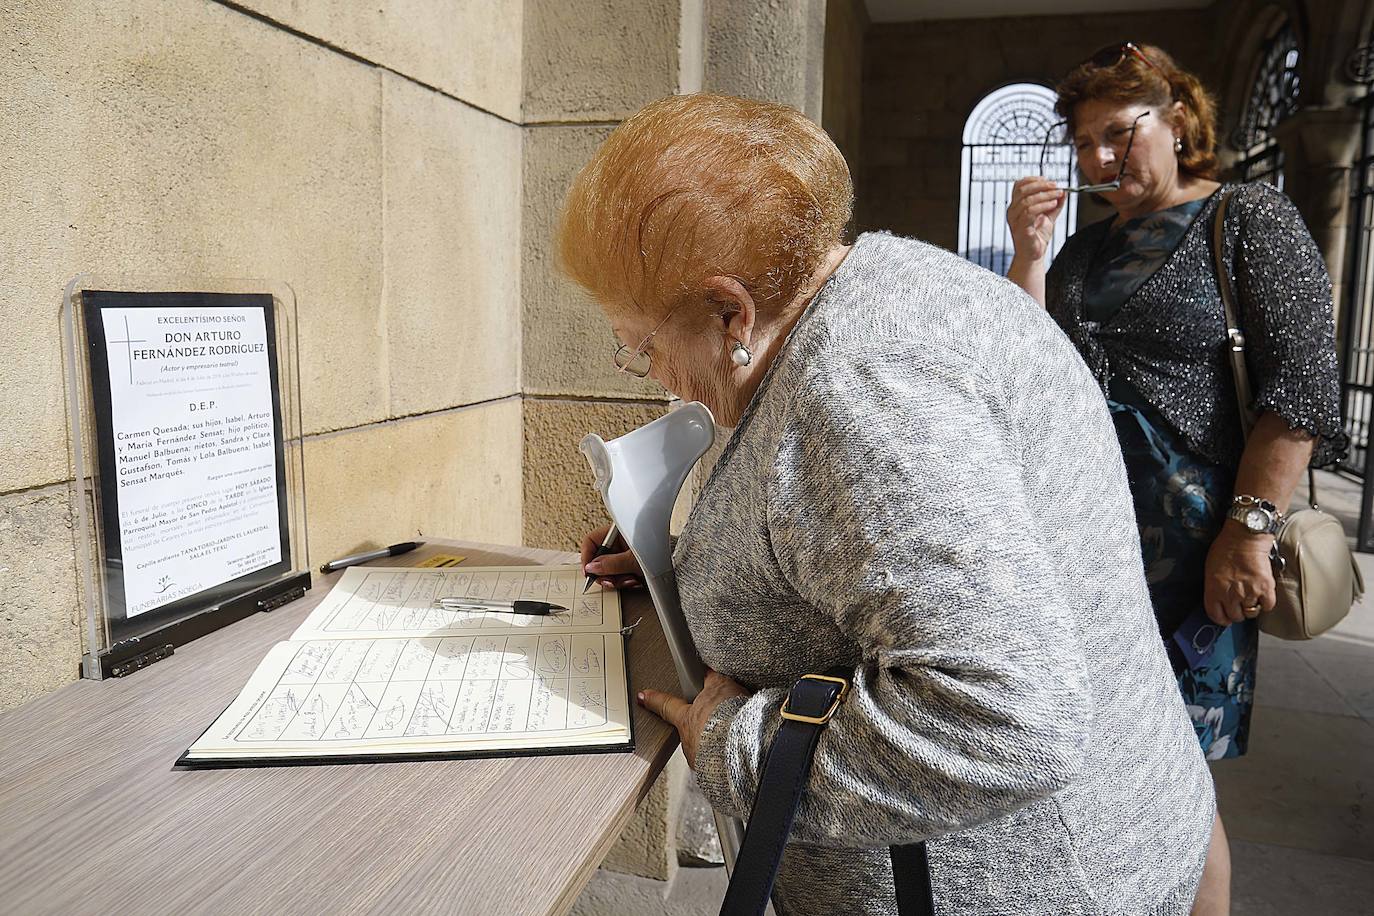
top-left (1243, 602), bottom-right (1262, 613)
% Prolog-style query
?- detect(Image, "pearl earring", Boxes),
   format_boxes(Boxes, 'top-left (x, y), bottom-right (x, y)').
top-left (730, 341), bottom-right (752, 367)
top-left (1174, 137), bottom-right (1183, 153)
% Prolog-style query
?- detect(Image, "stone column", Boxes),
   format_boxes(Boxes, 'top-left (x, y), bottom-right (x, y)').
top-left (520, 1), bottom-right (702, 901)
top-left (660, 0), bottom-right (834, 886)
top-left (1269, 0), bottom-right (1372, 328)
top-left (704, 0), bottom-right (827, 119)
top-left (522, 5), bottom-right (835, 908)
top-left (519, 0), bottom-right (686, 552)
top-left (1273, 106), bottom-right (1364, 332)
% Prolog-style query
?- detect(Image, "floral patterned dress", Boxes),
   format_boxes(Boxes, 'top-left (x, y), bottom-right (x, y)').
top-left (1083, 198), bottom-right (1257, 760)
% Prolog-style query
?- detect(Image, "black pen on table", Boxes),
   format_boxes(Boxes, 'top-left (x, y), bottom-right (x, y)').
top-left (320, 541), bottom-right (423, 574)
top-left (583, 524), bottom-right (619, 593)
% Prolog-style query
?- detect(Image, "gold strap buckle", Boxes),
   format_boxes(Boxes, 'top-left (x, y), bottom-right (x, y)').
top-left (779, 674), bottom-right (850, 725)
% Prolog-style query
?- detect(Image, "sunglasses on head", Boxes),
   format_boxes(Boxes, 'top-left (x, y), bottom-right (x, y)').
top-left (1084, 41), bottom-right (1166, 79)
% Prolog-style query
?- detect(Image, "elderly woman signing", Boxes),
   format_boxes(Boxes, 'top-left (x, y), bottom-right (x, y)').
top-left (559, 93), bottom-right (1213, 914)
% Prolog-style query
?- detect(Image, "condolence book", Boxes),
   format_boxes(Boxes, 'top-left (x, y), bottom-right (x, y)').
top-left (179, 565), bottom-right (632, 766)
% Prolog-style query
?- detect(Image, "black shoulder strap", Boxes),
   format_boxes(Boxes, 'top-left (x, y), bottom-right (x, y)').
top-left (719, 671), bottom-right (934, 916)
top-left (892, 842), bottom-right (936, 916)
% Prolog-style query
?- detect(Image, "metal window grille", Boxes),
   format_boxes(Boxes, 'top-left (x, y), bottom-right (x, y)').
top-left (1340, 94), bottom-right (1374, 479)
top-left (1232, 23), bottom-right (1301, 189)
top-left (959, 83), bottom-right (1077, 276)
top-left (1237, 142), bottom-right (1285, 188)
top-left (1341, 51), bottom-right (1374, 546)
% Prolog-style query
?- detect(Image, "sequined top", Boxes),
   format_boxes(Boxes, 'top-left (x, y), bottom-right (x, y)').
top-left (1045, 181), bottom-right (1348, 468)
top-left (1083, 198), bottom-right (1206, 325)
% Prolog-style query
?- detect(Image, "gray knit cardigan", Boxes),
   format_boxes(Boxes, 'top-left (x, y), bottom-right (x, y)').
top-left (675, 233), bottom-right (1214, 916)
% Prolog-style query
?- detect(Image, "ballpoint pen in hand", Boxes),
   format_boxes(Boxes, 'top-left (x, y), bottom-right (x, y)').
top-left (583, 524), bottom-right (619, 593)
top-left (434, 597), bottom-right (568, 616)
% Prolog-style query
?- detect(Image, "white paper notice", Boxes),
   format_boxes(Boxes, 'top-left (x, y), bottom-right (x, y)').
top-left (101, 304), bottom-right (282, 617)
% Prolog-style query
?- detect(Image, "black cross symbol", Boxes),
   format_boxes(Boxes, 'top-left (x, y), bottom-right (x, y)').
top-left (107, 315), bottom-right (146, 386)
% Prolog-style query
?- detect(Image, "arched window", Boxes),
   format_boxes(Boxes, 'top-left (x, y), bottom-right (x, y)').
top-left (1232, 22), bottom-right (1301, 188)
top-left (959, 83), bottom-right (1077, 276)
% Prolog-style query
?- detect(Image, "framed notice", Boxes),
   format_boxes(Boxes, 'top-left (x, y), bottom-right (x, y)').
top-left (63, 279), bottom-right (310, 679)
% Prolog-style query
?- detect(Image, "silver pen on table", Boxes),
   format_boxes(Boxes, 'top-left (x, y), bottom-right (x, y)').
top-left (434, 597), bottom-right (568, 615)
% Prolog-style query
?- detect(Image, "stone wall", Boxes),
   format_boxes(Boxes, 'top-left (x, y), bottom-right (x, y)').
top-left (0, 0), bottom-right (728, 708)
top-left (0, 0), bottom-right (528, 711)
top-left (823, 0), bottom-right (869, 189)
top-left (519, 0), bottom-right (838, 556)
top-left (858, 10), bottom-right (1216, 248)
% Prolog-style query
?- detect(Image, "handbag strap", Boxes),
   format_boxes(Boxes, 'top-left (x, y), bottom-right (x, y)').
top-left (719, 671), bottom-right (934, 916)
top-left (891, 841), bottom-right (936, 914)
top-left (1211, 188), bottom-right (1320, 507)
top-left (1212, 189), bottom-right (1255, 441)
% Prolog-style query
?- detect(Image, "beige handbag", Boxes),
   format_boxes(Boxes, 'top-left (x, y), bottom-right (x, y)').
top-left (1213, 190), bottom-right (1364, 639)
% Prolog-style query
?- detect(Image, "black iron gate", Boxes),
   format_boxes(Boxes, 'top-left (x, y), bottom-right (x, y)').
top-left (959, 84), bottom-right (1077, 276)
top-left (1341, 92), bottom-right (1374, 549)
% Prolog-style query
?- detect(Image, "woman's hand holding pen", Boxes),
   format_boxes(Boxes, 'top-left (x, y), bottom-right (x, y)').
top-left (580, 525), bottom-right (644, 590)
top-left (638, 670), bottom-right (751, 769)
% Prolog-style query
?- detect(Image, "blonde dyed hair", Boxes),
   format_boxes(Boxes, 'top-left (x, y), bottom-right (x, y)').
top-left (1055, 44), bottom-right (1219, 181)
top-left (558, 93), bottom-right (853, 320)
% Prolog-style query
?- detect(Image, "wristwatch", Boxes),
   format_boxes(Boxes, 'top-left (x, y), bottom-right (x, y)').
top-left (1228, 495), bottom-right (1282, 535)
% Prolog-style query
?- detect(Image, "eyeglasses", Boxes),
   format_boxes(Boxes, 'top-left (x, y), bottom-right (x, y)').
top-left (1085, 41), bottom-right (1166, 79)
top-left (1039, 110), bottom-right (1149, 194)
top-left (612, 303), bottom-right (682, 378)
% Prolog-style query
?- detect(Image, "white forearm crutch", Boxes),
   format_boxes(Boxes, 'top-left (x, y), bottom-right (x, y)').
top-left (580, 402), bottom-right (745, 873)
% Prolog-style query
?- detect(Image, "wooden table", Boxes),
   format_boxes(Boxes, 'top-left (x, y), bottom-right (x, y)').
top-left (0, 541), bottom-right (679, 915)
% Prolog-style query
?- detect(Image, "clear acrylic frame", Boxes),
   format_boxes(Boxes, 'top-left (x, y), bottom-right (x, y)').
top-left (62, 275), bottom-right (310, 679)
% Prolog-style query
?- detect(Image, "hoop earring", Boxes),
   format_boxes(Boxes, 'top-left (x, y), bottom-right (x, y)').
top-left (731, 341), bottom-right (752, 367)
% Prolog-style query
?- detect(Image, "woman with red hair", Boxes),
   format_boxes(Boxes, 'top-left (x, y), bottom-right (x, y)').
top-left (1007, 43), bottom-right (1346, 915)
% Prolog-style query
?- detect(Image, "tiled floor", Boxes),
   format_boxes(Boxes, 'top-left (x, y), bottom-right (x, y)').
top-left (1220, 469), bottom-right (1374, 914)
top-left (574, 471), bottom-right (1374, 914)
